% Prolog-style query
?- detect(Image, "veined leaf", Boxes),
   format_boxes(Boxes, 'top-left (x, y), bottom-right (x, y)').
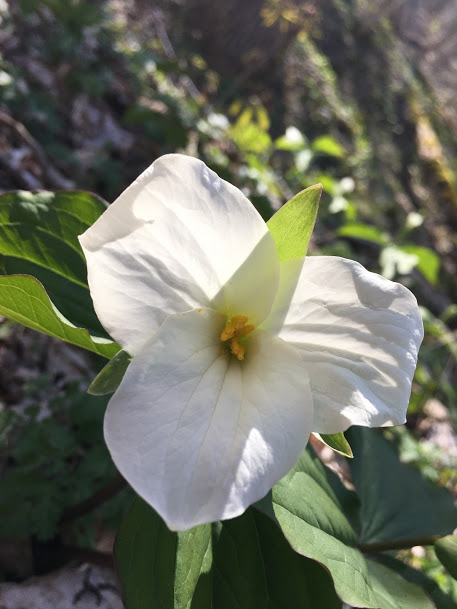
top-left (0, 275), bottom-right (119, 359)
top-left (0, 190), bottom-right (108, 336)
top-left (376, 555), bottom-right (457, 609)
top-left (115, 498), bottom-right (212, 609)
top-left (255, 447), bottom-right (434, 609)
top-left (347, 428), bottom-right (457, 544)
top-left (115, 498), bottom-right (342, 609)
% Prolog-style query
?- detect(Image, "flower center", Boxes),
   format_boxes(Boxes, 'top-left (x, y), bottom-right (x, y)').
top-left (220, 315), bottom-right (255, 361)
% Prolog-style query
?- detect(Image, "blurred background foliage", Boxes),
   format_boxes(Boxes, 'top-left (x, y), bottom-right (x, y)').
top-left (0, 0), bottom-right (457, 593)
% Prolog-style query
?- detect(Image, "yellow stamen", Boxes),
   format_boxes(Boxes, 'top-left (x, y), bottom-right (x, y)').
top-left (220, 315), bottom-right (248, 341)
top-left (236, 323), bottom-right (255, 339)
top-left (229, 338), bottom-right (245, 361)
top-left (220, 315), bottom-right (254, 361)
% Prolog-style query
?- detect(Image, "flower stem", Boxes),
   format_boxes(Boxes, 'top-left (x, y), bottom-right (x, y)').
top-left (358, 535), bottom-right (441, 554)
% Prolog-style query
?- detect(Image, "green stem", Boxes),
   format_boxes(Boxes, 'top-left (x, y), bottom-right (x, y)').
top-left (358, 535), bottom-right (441, 554)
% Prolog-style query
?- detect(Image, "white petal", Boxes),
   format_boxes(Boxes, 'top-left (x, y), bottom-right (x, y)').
top-left (104, 308), bottom-right (313, 531)
top-left (79, 154), bottom-right (279, 355)
top-left (264, 256), bottom-right (423, 433)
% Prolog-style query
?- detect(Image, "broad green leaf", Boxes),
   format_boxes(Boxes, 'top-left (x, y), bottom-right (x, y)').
top-left (216, 509), bottom-right (342, 609)
top-left (115, 496), bottom-right (342, 609)
top-left (255, 450), bottom-right (374, 608)
top-left (88, 350), bottom-right (132, 395)
top-left (115, 498), bottom-right (212, 609)
top-left (311, 135), bottom-right (344, 157)
top-left (253, 510), bottom-right (341, 609)
top-left (436, 536), bottom-right (457, 580)
top-left (115, 447), bottom-right (438, 609)
top-left (0, 275), bottom-right (119, 359)
top-left (267, 184), bottom-right (322, 260)
top-left (347, 428), bottom-right (457, 544)
top-left (256, 447), bottom-right (434, 609)
top-left (397, 245), bottom-right (440, 285)
top-left (212, 512), bottom-right (269, 609)
top-left (313, 432), bottom-right (353, 457)
top-left (337, 222), bottom-right (389, 245)
top-left (0, 190), bottom-right (108, 336)
top-left (376, 555), bottom-right (457, 609)
top-left (366, 560), bottom-right (434, 609)
top-left (175, 527), bottom-right (212, 609)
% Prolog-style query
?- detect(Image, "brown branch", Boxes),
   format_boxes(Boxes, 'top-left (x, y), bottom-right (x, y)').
top-left (61, 474), bottom-right (127, 524)
top-left (358, 535), bottom-right (441, 554)
top-left (0, 110), bottom-right (74, 190)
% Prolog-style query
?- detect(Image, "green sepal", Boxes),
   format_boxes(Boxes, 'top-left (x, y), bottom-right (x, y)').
top-left (435, 535), bottom-right (457, 580)
top-left (313, 432), bottom-right (353, 457)
top-left (88, 349), bottom-right (132, 395)
top-left (267, 184), bottom-right (322, 260)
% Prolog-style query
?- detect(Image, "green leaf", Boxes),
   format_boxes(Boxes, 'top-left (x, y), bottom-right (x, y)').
top-left (366, 559), bottom-right (434, 609)
top-left (215, 509), bottom-right (342, 609)
top-left (212, 512), bottom-right (269, 609)
top-left (0, 275), bottom-right (119, 359)
top-left (115, 497), bottom-right (342, 609)
top-left (256, 447), bottom-right (434, 609)
top-left (88, 350), bottom-right (132, 395)
top-left (313, 432), bottom-right (353, 457)
top-left (311, 135), bottom-right (344, 158)
top-left (229, 107), bottom-right (272, 154)
top-left (0, 190), bottom-right (108, 336)
top-left (115, 498), bottom-right (212, 609)
top-left (267, 184), bottom-right (322, 260)
top-left (347, 427), bottom-right (457, 544)
top-left (435, 536), bottom-right (457, 580)
top-left (255, 450), bottom-right (373, 608)
top-left (115, 447), bottom-right (438, 609)
top-left (376, 555), bottom-right (457, 609)
top-left (397, 245), bottom-right (441, 285)
top-left (253, 510), bottom-right (341, 608)
top-left (337, 222), bottom-right (389, 245)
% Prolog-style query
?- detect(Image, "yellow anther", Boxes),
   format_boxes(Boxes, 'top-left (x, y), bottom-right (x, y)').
top-left (236, 323), bottom-right (255, 339)
top-left (229, 338), bottom-right (245, 361)
top-left (220, 315), bottom-right (254, 361)
top-left (220, 315), bottom-right (248, 341)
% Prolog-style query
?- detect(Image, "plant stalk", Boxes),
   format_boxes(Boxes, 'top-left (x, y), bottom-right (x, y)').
top-left (358, 535), bottom-right (441, 554)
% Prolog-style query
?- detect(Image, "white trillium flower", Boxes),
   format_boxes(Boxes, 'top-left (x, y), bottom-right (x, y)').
top-left (79, 154), bottom-right (423, 531)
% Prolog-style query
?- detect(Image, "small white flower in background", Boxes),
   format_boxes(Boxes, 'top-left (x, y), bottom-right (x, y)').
top-left (79, 154), bottom-right (423, 531)
top-left (283, 126), bottom-right (306, 147)
top-left (405, 211), bottom-right (424, 230)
